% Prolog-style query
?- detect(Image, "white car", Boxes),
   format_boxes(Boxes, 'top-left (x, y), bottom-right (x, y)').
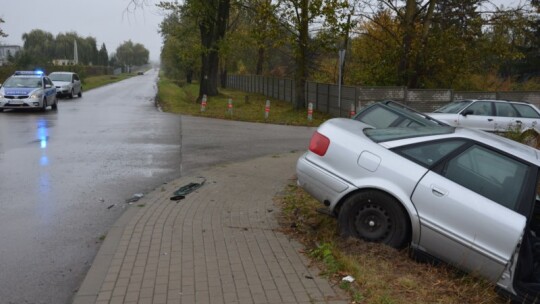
top-left (49, 71), bottom-right (82, 99)
top-left (0, 70), bottom-right (58, 112)
top-left (297, 118), bottom-right (540, 302)
top-left (429, 99), bottom-right (540, 134)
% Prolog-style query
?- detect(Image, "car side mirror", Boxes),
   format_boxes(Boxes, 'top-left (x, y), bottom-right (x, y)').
top-left (461, 109), bottom-right (473, 116)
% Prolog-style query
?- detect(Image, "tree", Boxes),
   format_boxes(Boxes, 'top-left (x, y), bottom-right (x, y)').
top-left (159, 13), bottom-right (201, 83)
top-left (0, 18), bottom-right (7, 38)
top-left (159, 0), bottom-right (231, 100)
top-left (21, 29), bottom-right (55, 65)
top-left (98, 43), bottom-right (109, 66)
top-left (273, 0), bottom-right (350, 109)
top-left (115, 40), bottom-right (149, 67)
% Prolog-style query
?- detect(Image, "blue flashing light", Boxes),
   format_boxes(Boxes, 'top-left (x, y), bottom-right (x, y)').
top-left (14, 70), bottom-right (45, 76)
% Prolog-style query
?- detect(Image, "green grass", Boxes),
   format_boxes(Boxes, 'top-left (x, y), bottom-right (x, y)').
top-left (83, 73), bottom-right (138, 91)
top-left (277, 183), bottom-right (509, 304)
top-left (156, 76), bottom-right (332, 126)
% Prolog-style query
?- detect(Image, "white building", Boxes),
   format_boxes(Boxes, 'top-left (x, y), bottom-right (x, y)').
top-left (0, 45), bottom-right (21, 65)
top-left (52, 59), bottom-right (75, 66)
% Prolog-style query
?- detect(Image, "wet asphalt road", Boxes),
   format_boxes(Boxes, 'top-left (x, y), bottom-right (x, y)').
top-left (0, 69), bottom-right (315, 304)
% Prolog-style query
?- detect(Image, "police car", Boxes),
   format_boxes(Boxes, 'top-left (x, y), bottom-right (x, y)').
top-left (0, 70), bottom-right (58, 112)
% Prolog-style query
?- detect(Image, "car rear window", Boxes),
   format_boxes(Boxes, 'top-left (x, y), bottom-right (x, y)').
top-left (49, 74), bottom-right (72, 82)
top-left (364, 126), bottom-right (455, 143)
top-left (356, 106), bottom-right (400, 128)
top-left (514, 104), bottom-right (540, 118)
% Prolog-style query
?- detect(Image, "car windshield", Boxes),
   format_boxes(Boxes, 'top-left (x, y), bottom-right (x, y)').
top-left (49, 74), bottom-right (71, 82)
top-left (433, 100), bottom-right (472, 113)
top-left (2, 76), bottom-right (42, 88)
top-left (364, 126), bottom-right (455, 143)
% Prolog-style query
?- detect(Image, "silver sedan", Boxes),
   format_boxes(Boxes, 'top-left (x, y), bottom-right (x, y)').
top-left (429, 99), bottom-right (540, 134)
top-left (297, 118), bottom-right (540, 302)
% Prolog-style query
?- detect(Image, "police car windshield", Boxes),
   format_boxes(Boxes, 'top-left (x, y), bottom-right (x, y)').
top-left (3, 76), bottom-right (42, 88)
top-left (49, 74), bottom-right (71, 82)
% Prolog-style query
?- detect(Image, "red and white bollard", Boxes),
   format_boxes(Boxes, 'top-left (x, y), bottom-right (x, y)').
top-left (264, 100), bottom-right (271, 120)
top-left (349, 103), bottom-right (356, 118)
top-left (227, 98), bottom-right (233, 116)
top-left (200, 94), bottom-right (207, 112)
top-left (307, 102), bottom-right (313, 122)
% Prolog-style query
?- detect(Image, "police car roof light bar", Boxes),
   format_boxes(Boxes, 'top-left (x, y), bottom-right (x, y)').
top-left (14, 70), bottom-right (44, 76)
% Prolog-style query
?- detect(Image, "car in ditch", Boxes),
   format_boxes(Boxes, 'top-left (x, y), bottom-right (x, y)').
top-left (428, 99), bottom-right (540, 135)
top-left (296, 118), bottom-right (540, 302)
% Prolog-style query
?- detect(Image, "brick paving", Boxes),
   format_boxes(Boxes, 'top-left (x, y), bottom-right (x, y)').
top-left (73, 153), bottom-right (348, 304)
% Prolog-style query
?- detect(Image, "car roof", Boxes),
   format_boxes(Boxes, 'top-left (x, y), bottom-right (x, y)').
top-left (461, 99), bottom-right (533, 105)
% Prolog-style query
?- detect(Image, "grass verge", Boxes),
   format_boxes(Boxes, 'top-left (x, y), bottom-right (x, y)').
top-left (276, 183), bottom-right (510, 304)
top-left (156, 76), bottom-right (332, 126)
top-left (83, 73), bottom-right (138, 91)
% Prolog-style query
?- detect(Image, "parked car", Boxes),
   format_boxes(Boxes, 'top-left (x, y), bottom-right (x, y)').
top-left (353, 100), bottom-right (448, 128)
top-left (0, 70), bottom-right (58, 112)
top-left (428, 99), bottom-right (540, 135)
top-left (297, 118), bottom-right (540, 302)
top-left (49, 71), bottom-right (82, 98)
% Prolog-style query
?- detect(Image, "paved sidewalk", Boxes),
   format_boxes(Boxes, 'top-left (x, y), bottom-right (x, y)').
top-left (73, 152), bottom-right (348, 304)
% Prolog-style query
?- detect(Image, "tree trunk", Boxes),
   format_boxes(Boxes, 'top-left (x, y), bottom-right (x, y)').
top-left (186, 69), bottom-right (193, 84)
top-left (411, 0), bottom-right (436, 88)
top-left (256, 46), bottom-right (264, 75)
top-left (293, 0), bottom-right (309, 110)
top-left (220, 67), bottom-right (228, 88)
top-left (398, 0), bottom-right (417, 87)
top-left (198, 21), bottom-right (213, 101)
top-left (197, 0), bottom-right (230, 100)
top-left (340, 14), bottom-right (352, 85)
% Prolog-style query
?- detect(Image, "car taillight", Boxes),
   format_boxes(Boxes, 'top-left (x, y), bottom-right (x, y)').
top-left (309, 131), bottom-right (330, 156)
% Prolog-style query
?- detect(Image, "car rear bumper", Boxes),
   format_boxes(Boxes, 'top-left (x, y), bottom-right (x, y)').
top-left (296, 153), bottom-right (352, 212)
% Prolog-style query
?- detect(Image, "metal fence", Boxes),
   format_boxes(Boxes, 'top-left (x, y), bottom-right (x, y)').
top-left (227, 74), bottom-right (540, 117)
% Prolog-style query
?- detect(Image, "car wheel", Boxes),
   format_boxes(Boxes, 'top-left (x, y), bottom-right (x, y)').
top-left (338, 190), bottom-right (409, 249)
top-left (51, 97), bottom-right (58, 110)
top-left (78, 88), bottom-right (82, 98)
top-left (69, 89), bottom-right (74, 99)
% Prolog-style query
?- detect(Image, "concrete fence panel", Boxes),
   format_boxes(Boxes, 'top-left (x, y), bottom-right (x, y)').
top-left (406, 89), bottom-right (453, 112)
top-left (226, 75), bottom-right (540, 115)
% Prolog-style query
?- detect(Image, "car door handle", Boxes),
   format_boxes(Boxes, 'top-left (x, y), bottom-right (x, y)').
top-left (487, 118), bottom-right (493, 122)
top-left (431, 185), bottom-right (447, 197)
top-left (516, 120), bottom-right (522, 124)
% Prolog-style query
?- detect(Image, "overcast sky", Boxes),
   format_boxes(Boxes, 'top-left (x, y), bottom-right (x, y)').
top-left (0, 0), bottom-right (164, 61)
